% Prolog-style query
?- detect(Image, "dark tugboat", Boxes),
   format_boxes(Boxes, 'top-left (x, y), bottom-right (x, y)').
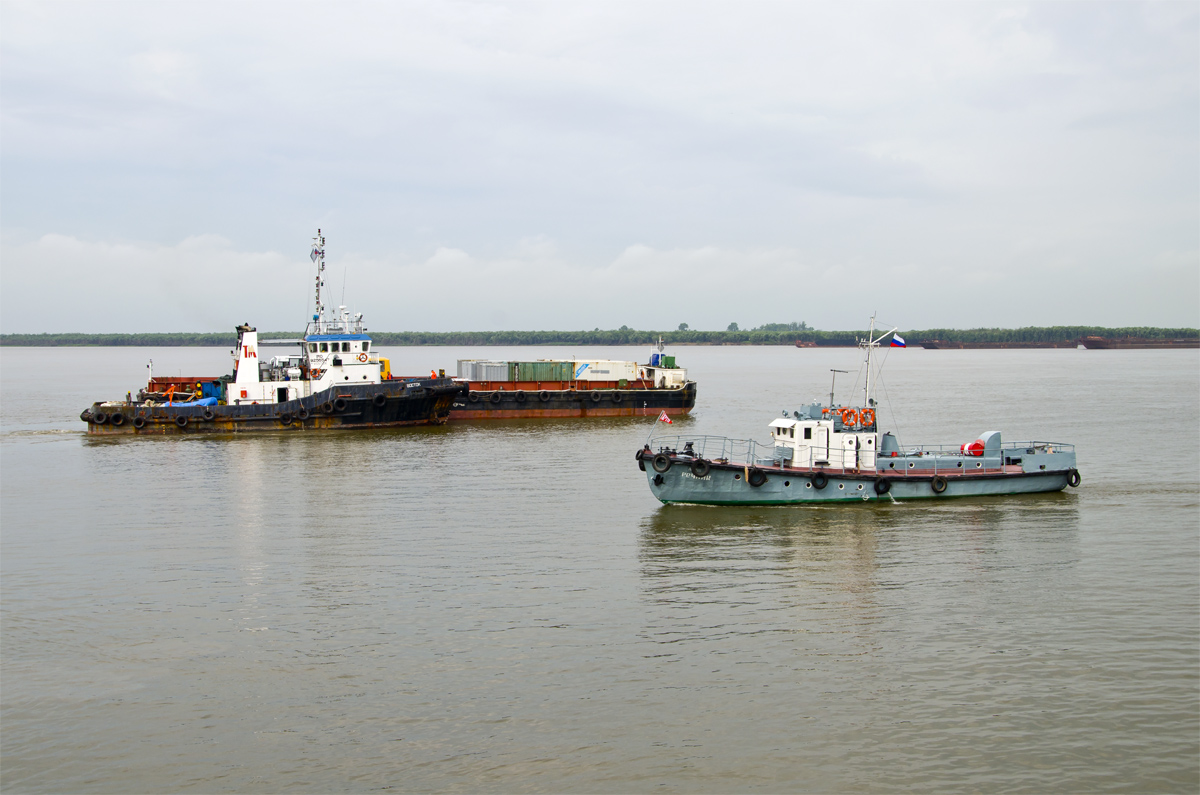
top-left (80, 231), bottom-right (464, 434)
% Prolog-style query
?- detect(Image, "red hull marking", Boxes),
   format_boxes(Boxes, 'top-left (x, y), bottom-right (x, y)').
top-left (448, 406), bottom-right (692, 421)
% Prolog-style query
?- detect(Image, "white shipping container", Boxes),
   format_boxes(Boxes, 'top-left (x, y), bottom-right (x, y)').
top-left (573, 360), bottom-right (639, 381)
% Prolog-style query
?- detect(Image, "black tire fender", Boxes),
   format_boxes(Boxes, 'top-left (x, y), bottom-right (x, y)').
top-left (690, 458), bottom-right (711, 478)
top-left (296, 407), bottom-right (310, 420)
top-left (538, 390), bottom-right (551, 402)
top-left (590, 391), bottom-right (602, 403)
top-left (202, 407), bottom-right (216, 421)
top-left (333, 397), bottom-right (347, 412)
top-left (468, 392), bottom-right (480, 403)
top-left (611, 391), bottom-right (623, 403)
top-left (372, 393), bottom-right (387, 407)
top-left (811, 472), bottom-right (827, 490)
top-left (1067, 469), bottom-right (1081, 488)
top-left (652, 454), bottom-right (672, 473)
top-left (874, 478), bottom-right (891, 495)
top-left (748, 468), bottom-right (767, 487)
top-left (109, 412), bottom-right (126, 426)
top-left (490, 391), bottom-right (502, 404)
top-left (132, 415), bottom-right (147, 429)
top-left (92, 411), bottom-right (108, 425)
top-left (279, 412), bottom-right (293, 425)
top-left (931, 475), bottom-right (948, 494)
top-left (322, 401), bottom-right (335, 414)
top-left (174, 415), bottom-right (188, 428)
top-left (515, 390), bottom-right (526, 402)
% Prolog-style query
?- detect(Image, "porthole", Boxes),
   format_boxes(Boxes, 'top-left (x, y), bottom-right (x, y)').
top-left (734, 473), bottom-right (741, 480)
top-left (889, 463), bottom-right (896, 469)
top-left (838, 483), bottom-right (845, 490)
top-left (957, 462), bottom-right (963, 468)
top-left (976, 462), bottom-right (982, 468)
top-left (908, 462), bottom-right (915, 469)
top-left (856, 484), bottom-right (864, 491)
top-left (805, 482), bottom-right (812, 489)
top-left (784, 481), bottom-right (791, 487)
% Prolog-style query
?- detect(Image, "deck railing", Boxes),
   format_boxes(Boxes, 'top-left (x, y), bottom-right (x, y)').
top-left (649, 435), bottom-right (1074, 477)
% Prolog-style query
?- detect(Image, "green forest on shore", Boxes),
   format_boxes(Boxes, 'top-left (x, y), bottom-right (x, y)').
top-left (2, 325), bottom-right (1196, 347)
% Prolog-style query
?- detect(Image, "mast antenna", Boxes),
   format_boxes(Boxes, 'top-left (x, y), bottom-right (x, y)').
top-left (829, 369), bottom-right (848, 407)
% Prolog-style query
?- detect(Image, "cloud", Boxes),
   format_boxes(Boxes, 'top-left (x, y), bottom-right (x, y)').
top-left (1, 1), bottom-right (1196, 329)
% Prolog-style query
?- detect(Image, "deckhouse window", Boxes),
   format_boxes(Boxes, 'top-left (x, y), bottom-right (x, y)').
top-left (790, 428), bottom-right (794, 438)
top-left (320, 343), bottom-right (329, 352)
top-left (309, 343), bottom-right (316, 352)
top-left (804, 428), bottom-right (812, 440)
top-left (342, 342), bottom-right (351, 352)
top-left (362, 342), bottom-right (370, 352)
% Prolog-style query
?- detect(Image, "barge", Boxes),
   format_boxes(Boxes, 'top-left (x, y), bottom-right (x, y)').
top-left (638, 318), bottom-right (1080, 505)
top-left (449, 340), bottom-right (696, 420)
top-left (81, 231), bottom-right (464, 434)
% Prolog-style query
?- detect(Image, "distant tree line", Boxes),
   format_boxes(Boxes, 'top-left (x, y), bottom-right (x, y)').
top-left (2, 325), bottom-right (1195, 347)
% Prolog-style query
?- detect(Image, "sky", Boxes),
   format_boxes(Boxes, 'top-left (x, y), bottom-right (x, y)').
top-left (1, 0), bottom-right (1197, 333)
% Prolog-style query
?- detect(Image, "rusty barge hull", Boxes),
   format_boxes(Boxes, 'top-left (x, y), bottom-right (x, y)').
top-left (449, 380), bottom-right (697, 421)
top-left (83, 379), bottom-right (464, 435)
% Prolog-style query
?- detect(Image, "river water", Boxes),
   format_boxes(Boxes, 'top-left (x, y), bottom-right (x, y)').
top-left (2, 345), bottom-right (1197, 793)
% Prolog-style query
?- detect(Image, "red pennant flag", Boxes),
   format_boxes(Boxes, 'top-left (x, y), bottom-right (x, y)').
top-left (657, 411), bottom-right (672, 424)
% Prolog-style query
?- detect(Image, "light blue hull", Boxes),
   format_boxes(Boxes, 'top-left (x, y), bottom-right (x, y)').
top-left (644, 462), bottom-right (1072, 506)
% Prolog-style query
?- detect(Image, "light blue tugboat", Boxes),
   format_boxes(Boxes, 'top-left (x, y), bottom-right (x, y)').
top-left (636, 319), bottom-right (1080, 505)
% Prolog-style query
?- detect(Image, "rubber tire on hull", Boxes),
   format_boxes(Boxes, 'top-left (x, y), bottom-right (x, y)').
top-left (110, 412), bottom-right (126, 426)
top-left (132, 415), bottom-right (146, 429)
top-left (373, 393), bottom-right (387, 407)
top-left (297, 407), bottom-right (310, 420)
top-left (515, 391), bottom-right (526, 402)
top-left (490, 392), bottom-right (502, 404)
top-left (652, 454), bottom-right (672, 473)
top-left (748, 468), bottom-right (767, 487)
top-left (874, 478), bottom-right (890, 495)
top-left (279, 412), bottom-right (293, 426)
top-left (1067, 469), bottom-right (1081, 487)
top-left (469, 392), bottom-right (480, 403)
top-left (538, 390), bottom-right (550, 402)
top-left (690, 459), bottom-right (711, 477)
top-left (811, 472), bottom-right (827, 490)
top-left (333, 398), bottom-right (348, 412)
top-left (322, 402), bottom-right (335, 414)
top-left (92, 411), bottom-right (108, 425)
top-left (174, 415), bottom-right (188, 428)
top-left (202, 408), bottom-right (216, 421)
top-left (931, 476), bottom-right (948, 494)
top-left (612, 392), bottom-right (623, 403)
top-left (590, 391), bottom-right (602, 403)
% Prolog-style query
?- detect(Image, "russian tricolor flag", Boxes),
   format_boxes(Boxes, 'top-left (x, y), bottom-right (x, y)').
top-left (891, 334), bottom-right (906, 348)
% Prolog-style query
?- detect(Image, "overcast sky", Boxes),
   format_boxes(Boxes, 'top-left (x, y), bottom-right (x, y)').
top-left (2, 1), bottom-right (1196, 333)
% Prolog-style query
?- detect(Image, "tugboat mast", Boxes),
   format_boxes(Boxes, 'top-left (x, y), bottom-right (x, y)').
top-left (311, 229), bottom-right (326, 330)
top-left (861, 313), bottom-right (897, 408)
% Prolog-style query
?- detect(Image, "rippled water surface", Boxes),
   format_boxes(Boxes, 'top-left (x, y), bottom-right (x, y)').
top-left (2, 346), bottom-right (1197, 793)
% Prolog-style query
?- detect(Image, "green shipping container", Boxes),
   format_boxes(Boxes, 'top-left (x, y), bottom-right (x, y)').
top-left (508, 361), bottom-right (573, 381)
top-left (662, 355), bottom-right (676, 368)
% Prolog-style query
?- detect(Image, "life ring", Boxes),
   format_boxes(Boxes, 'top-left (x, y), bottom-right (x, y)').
top-left (611, 391), bottom-right (623, 403)
top-left (110, 412), bottom-right (126, 426)
top-left (279, 412), bottom-right (293, 425)
top-left (357, 353), bottom-right (368, 362)
top-left (874, 478), bottom-right (890, 495)
top-left (690, 458), bottom-right (711, 478)
top-left (538, 390), bottom-right (551, 402)
top-left (202, 407), bottom-right (216, 421)
top-left (931, 475), bottom-right (948, 494)
top-left (515, 390), bottom-right (526, 402)
top-left (1067, 469), bottom-right (1081, 488)
top-left (297, 407), bottom-right (310, 420)
top-left (468, 392), bottom-right (480, 403)
top-left (310, 369), bottom-right (322, 379)
top-left (590, 391), bottom-right (602, 403)
top-left (174, 415), bottom-right (188, 428)
top-left (490, 391), bottom-right (502, 404)
top-left (333, 397), bottom-right (348, 412)
top-left (372, 393), bottom-right (387, 407)
top-left (748, 468), bottom-right (767, 487)
top-left (860, 408), bottom-right (876, 426)
top-left (652, 454), bottom-right (672, 473)
top-left (132, 415), bottom-right (146, 429)
top-left (322, 401), bottom-right (335, 414)
top-left (840, 408), bottom-right (859, 426)
top-left (811, 472), bottom-right (827, 490)
top-left (92, 411), bottom-right (108, 425)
